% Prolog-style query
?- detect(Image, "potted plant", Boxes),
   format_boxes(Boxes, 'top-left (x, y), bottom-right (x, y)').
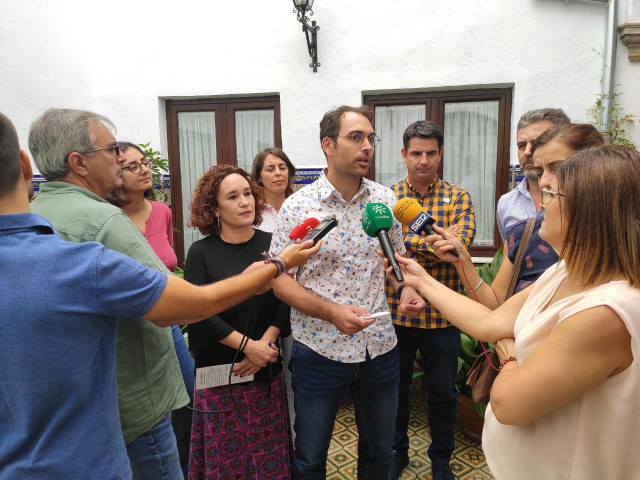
top-left (456, 248), bottom-right (502, 442)
top-left (456, 332), bottom-right (490, 441)
top-left (139, 142), bottom-right (169, 202)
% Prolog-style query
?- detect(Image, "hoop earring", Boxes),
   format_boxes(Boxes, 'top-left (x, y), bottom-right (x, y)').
top-left (217, 216), bottom-right (221, 232)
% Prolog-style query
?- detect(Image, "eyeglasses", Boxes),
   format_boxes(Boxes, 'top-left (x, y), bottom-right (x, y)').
top-left (121, 160), bottom-right (150, 174)
top-left (84, 142), bottom-right (120, 157)
top-left (541, 187), bottom-right (566, 206)
top-left (336, 132), bottom-right (381, 147)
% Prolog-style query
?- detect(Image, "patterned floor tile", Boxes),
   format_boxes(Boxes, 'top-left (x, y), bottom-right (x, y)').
top-left (327, 377), bottom-right (494, 479)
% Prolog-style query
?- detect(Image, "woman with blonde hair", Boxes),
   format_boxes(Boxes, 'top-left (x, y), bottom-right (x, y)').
top-left (388, 145), bottom-right (640, 479)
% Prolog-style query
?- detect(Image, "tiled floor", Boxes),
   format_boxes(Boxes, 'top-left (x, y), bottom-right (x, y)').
top-left (325, 379), bottom-right (494, 479)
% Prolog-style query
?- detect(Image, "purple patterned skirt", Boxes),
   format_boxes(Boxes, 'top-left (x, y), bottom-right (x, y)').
top-left (188, 371), bottom-right (293, 479)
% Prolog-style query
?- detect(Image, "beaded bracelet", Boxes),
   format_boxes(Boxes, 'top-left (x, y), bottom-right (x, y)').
top-left (465, 278), bottom-right (483, 294)
top-left (264, 255), bottom-right (287, 277)
top-left (498, 355), bottom-right (517, 371)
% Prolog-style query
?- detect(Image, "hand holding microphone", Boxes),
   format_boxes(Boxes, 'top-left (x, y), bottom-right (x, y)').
top-left (270, 218), bottom-right (320, 276)
top-left (361, 203), bottom-right (403, 282)
top-left (393, 197), bottom-right (460, 258)
top-left (286, 218), bottom-right (320, 246)
top-left (273, 218), bottom-right (324, 281)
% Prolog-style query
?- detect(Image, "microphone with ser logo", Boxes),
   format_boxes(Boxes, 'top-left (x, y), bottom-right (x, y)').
top-left (392, 197), bottom-right (459, 257)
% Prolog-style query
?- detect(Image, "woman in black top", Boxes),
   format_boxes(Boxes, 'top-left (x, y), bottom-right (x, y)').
top-left (184, 165), bottom-right (293, 479)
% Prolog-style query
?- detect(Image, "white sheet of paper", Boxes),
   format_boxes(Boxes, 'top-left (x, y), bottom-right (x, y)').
top-left (358, 311), bottom-right (390, 319)
top-left (195, 364), bottom-right (254, 390)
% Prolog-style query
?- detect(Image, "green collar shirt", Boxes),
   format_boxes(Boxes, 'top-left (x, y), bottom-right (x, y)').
top-left (31, 181), bottom-right (189, 444)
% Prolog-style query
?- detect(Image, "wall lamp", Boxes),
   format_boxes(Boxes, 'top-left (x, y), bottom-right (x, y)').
top-left (292, 0), bottom-right (320, 72)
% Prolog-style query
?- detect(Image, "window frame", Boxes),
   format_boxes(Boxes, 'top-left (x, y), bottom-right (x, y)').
top-left (165, 96), bottom-right (281, 266)
top-left (364, 88), bottom-right (512, 256)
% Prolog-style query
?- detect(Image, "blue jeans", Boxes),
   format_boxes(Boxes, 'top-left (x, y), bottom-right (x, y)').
top-left (291, 341), bottom-right (399, 480)
top-left (126, 414), bottom-right (184, 480)
top-left (170, 325), bottom-right (193, 477)
top-left (393, 325), bottom-right (460, 464)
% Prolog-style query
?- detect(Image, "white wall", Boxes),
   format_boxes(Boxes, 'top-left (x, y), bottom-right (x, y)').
top-left (1, 0), bottom-right (636, 172)
top-left (0, 1), bottom-right (94, 152)
top-left (617, 0), bottom-right (640, 143)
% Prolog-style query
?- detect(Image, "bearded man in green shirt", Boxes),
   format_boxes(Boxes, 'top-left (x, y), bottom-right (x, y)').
top-left (30, 108), bottom-right (188, 479)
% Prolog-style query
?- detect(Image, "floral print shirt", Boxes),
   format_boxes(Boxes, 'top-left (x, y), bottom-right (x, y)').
top-left (269, 171), bottom-right (405, 362)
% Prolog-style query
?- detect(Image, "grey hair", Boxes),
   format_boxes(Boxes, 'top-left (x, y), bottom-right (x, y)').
top-left (28, 108), bottom-right (115, 181)
top-left (517, 108), bottom-right (570, 132)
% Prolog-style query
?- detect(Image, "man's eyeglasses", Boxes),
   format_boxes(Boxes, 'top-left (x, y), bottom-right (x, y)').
top-left (121, 160), bottom-right (150, 174)
top-left (541, 187), bottom-right (565, 206)
top-left (336, 132), bottom-right (381, 147)
top-left (84, 142), bottom-right (120, 157)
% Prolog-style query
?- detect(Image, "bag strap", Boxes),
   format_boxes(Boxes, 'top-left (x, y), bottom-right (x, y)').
top-left (506, 217), bottom-right (536, 299)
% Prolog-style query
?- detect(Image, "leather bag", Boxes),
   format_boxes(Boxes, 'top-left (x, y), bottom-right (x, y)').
top-left (465, 217), bottom-right (536, 404)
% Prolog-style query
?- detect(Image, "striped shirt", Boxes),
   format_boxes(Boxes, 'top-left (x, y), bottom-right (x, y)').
top-left (496, 178), bottom-right (537, 242)
top-left (386, 177), bottom-right (476, 329)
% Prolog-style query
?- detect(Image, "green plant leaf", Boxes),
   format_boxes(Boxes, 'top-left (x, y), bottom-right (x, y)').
top-left (587, 90), bottom-right (637, 149)
top-left (173, 267), bottom-right (184, 279)
top-left (472, 397), bottom-right (487, 417)
top-left (459, 332), bottom-right (479, 364)
top-left (138, 141), bottom-right (169, 202)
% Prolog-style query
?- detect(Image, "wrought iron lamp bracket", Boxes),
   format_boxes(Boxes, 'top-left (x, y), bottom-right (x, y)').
top-left (292, 2), bottom-right (320, 72)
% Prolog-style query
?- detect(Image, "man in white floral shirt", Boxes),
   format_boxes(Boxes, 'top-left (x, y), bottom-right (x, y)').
top-left (270, 105), bottom-right (425, 480)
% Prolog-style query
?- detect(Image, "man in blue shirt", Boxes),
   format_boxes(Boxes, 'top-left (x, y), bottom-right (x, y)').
top-left (496, 108), bottom-right (570, 241)
top-left (0, 112), bottom-right (320, 479)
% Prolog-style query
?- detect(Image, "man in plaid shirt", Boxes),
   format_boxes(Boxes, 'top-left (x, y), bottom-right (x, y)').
top-left (387, 121), bottom-right (475, 480)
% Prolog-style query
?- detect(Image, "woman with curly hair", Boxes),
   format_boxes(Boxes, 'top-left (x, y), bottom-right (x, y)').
top-left (184, 165), bottom-right (294, 479)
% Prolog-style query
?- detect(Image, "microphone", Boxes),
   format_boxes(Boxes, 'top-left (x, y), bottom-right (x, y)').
top-left (289, 218), bottom-right (320, 243)
top-left (393, 197), bottom-right (459, 257)
top-left (279, 218), bottom-right (320, 253)
top-left (361, 203), bottom-right (404, 282)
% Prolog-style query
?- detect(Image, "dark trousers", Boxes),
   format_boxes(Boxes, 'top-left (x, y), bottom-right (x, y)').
top-left (291, 341), bottom-right (399, 480)
top-left (169, 325), bottom-right (194, 477)
top-left (393, 324), bottom-right (460, 464)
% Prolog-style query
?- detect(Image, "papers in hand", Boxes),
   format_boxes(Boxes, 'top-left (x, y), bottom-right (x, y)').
top-left (195, 364), bottom-right (254, 391)
top-left (357, 311), bottom-right (390, 320)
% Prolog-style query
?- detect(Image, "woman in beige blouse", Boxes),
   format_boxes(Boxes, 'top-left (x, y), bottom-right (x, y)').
top-left (388, 145), bottom-right (640, 480)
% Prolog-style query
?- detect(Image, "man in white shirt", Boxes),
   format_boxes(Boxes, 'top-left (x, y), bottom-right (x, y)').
top-left (270, 105), bottom-right (425, 480)
top-left (496, 108), bottom-right (570, 241)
